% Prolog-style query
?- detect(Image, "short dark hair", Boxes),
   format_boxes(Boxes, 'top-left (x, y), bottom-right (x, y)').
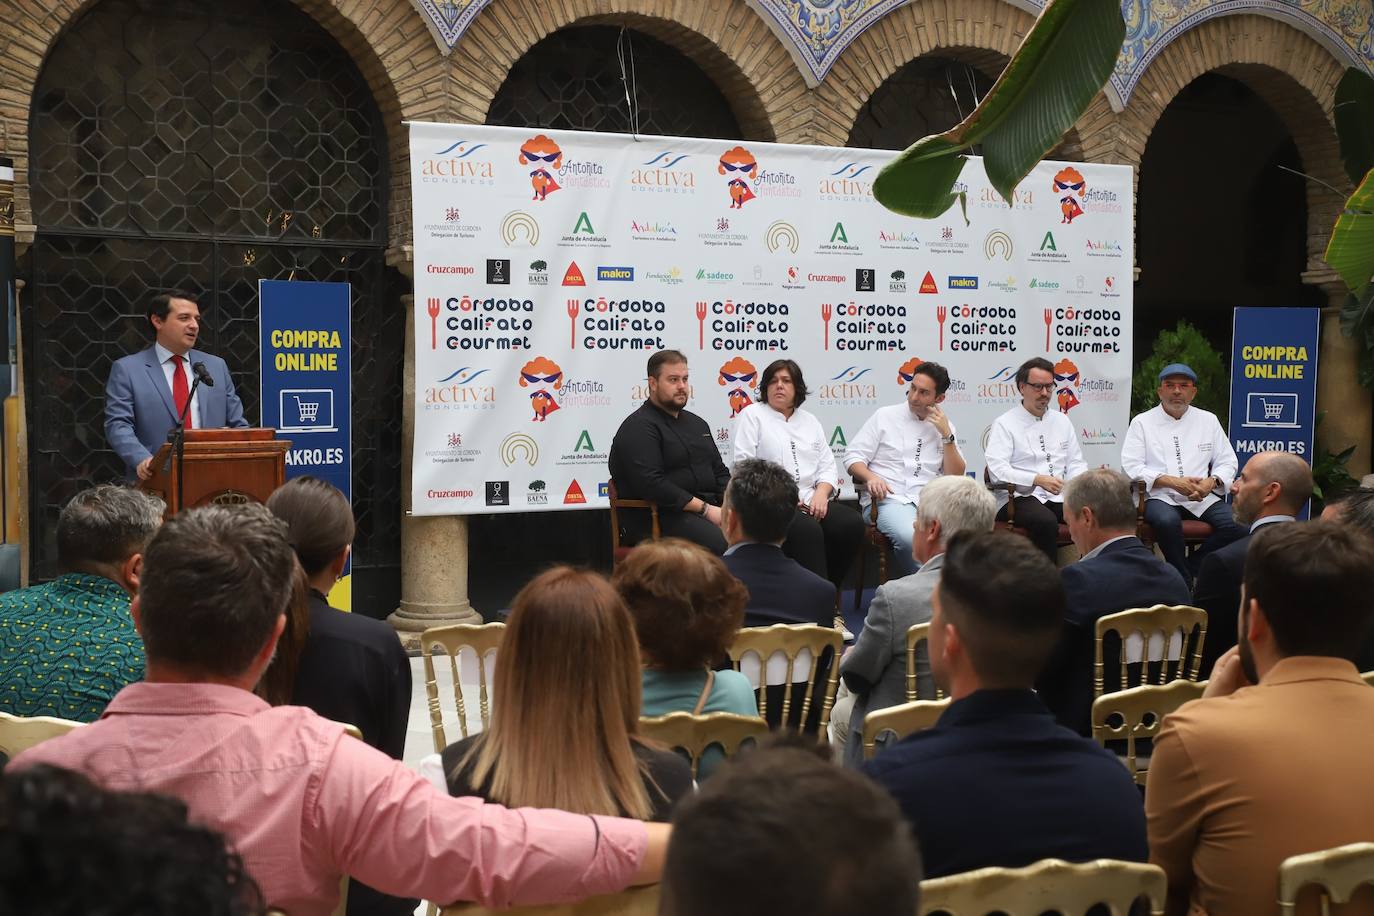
top-left (939, 530), bottom-right (1065, 686)
top-left (147, 290), bottom-right (198, 331)
top-left (0, 765), bottom-right (264, 916)
top-left (725, 458), bottom-right (798, 544)
top-left (612, 538), bottom-right (747, 671)
top-left (1327, 488), bottom-right (1374, 535)
top-left (138, 504), bottom-right (298, 678)
top-left (1243, 521), bottom-right (1374, 659)
top-left (266, 476), bottom-right (355, 576)
top-left (1015, 356), bottom-right (1055, 387)
top-left (662, 739), bottom-right (921, 916)
top-left (647, 349), bottom-right (688, 379)
top-left (911, 360), bottom-right (951, 396)
top-left (56, 485), bottom-right (164, 572)
top-left (756, 359), bottom-right (809, 408)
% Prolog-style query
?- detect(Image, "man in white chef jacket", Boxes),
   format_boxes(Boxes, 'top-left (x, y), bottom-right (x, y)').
top-left (985, 356), bottom-right (1088, 562)
top-left (1120, 362), bottom-right (1242, 581)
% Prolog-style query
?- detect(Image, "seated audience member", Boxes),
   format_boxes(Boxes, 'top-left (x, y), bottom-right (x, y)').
top-left (267, 476), bottom-right (415, 916)
top-left (423, 567), bottom-right (691, 822)
top-left (863, 530), bottom-right (1146, 879)
top-left (1037, 468), bottom-right (1190, 735)
top-left (1192, 450), bottom-right (1310, 674)
top-left (721, 457), bottom-right (834, 629)
top-left (834, 474), bottom-right (995, 767)
top-left (0, 485), bottom-right (162, 722)
top-left (0, 764), bottom-right (265, 916)
top-left (1147, 522), bottom-right (1374, 916)
top-left (252, 565), bottom-right (310, 707)
top-left (9, 504), bottom-right (669, 916)
top-left (661, 739), bottom-right (922, 916)
top-left (1321, 487), bottom-right (1374, 669)
top-left (614, 539), bottom-right (757, 777)
top-left (733, 359), bottom-right (864, 588)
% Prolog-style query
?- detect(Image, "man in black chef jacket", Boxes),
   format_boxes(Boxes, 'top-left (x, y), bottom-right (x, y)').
top-left (609, 349), bottom-right (731, 554)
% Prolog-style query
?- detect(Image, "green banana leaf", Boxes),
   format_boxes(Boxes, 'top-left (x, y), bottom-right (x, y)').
top-left (1325, 167), bottom-right (1374, 297)
top-left (873, 0), bottom-right (1125, 219)
top-left (1334, 67), bottom-right (1374, 186)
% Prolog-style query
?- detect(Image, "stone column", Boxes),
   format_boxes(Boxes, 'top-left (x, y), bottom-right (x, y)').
top-left (1306, 269), bottom-right (1372, 478)
top-left (388, 293), bottom-right (481, 651)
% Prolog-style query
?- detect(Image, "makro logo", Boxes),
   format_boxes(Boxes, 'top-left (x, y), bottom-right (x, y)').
top-left (425, 366), bottom-right (496, 411)
top-left (1052, 166), bottom-right (1086, 223)
top-left (948, 275), bottom-right (978, 290)
top-left (597, 266), bottom-right (634, 281)
top-left (419, 139), bottom-right (494, 185)
top-left (819, 162), bottom-right (874, 199)
top-left (630, 151), bottom-right (696, 193)
top-left (719, 146), bottom-right (758, 208)
top-left (517, 135), bottom-right (562, 199)
top-left (518, 356), bottom-right (564, 422)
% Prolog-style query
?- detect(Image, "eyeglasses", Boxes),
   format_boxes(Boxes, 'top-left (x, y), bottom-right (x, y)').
top-left (720, 371), bottom-right (756, 384)
top-left (719, 159), bottom-right (754, 172)
top-left (522, 151), bottom-right (559, 163)
top-left (521, 372), bottom-right (560, 384)
top-left (1023, 382), bottom-right (1055, 392)
top-left (1054, 179), bottom-right (1084, 192)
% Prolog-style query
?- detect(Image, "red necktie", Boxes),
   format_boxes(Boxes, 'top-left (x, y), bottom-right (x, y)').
top-left (172, 355), bottom-right (194, 429)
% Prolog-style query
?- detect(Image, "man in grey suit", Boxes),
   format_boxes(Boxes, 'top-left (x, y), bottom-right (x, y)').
top-left (105, 291), bottom-right (248, 480)
top-left (834, 474), bottom-right (996, 766)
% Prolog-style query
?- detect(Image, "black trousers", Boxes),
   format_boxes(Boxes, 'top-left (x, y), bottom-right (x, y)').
top-left (995, 497), bottom-right (1064, 562)
top-left (622, 507), bottom-right (727, 555)
top-left (781, 502), bottom-right (865, 590)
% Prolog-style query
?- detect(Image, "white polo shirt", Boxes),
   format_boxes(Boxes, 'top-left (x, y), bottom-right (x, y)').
top-left (1121, 404), bottom-right (1237, 514)
top-left (842, 401), bottom-right (955, 508)
top-left (985, 404), bottom-right (1086, 506)
top-left (732, 403), bottom-right (840, 503)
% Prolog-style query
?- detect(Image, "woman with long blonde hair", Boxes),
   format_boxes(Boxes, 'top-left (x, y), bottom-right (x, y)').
top-left (428, 566), bottom-right (691, 821)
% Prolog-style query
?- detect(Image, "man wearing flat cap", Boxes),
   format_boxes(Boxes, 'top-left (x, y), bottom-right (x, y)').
top-left (1121, 363), bottom-right (1243, 581)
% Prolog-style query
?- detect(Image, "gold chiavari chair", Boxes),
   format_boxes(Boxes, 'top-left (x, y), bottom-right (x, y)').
top-left (638, 712), bottom-right (769, 780)
top-left (861, 698), bottom-right (950, 761)
top-left (1090, 678), bottom-right (1207, 786)
top-left (0, 710), bottom-right (82, 759)
top-left (918, 858), bottom-right (1167, 915)
top-left (1094, 605), bottom-right (1207, 702)
top-left (1362, 670), bottom-right (1374, 687)
top-left (1278, 842), bottom-right (1374, 914)
top-left (905, 622), bottom-right (945, 702)
top-left (421, 622), bottom-right (505, 753)
top-left (728, 623), bottom-right (842, 741)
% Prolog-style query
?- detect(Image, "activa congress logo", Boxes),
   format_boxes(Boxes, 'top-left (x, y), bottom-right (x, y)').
top-left (818, 162), bottom-right (874, 201)
top-left (418, 139), bottom-right (494, 185)
top-left (719, 146), bottom-right (758, 208)
top-left (719, 357), bottom-right (758, 417)
top-left (517, 135), bottom-right (562, 200)
top-left (630, 151), bottom-right (696, 193)
top-left (815, 366), bottom-right (877, 406)
top-left (518, 356), bottom-right (564, 422)
top-left (425, 366), bottom-right (496, 411)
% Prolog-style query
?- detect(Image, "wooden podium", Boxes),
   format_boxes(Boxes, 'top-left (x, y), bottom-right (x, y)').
top-left (139, 429), bottom-right (291, 514)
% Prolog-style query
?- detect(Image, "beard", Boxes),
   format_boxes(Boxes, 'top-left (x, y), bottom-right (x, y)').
top-left (1238, 617), bottom-right (1259, 685)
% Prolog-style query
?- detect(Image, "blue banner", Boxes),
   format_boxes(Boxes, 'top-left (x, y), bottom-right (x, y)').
top-left (1228, 307), bottom-right (1319, 518)
top-left (259, 280), bottom-right (353, 607)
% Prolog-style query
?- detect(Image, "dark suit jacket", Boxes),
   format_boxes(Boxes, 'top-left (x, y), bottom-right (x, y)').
top-left (1037, 537), bottom-right (1191, 735)
top-left (863, 689), bottom-right (1147, 879)
top-left (723, 542), bottom-right (834, 629)
top-left (1192, 517), bottom-right (1292, 676)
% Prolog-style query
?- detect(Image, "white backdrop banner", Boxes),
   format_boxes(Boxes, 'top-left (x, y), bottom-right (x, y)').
top-left (408, 122), bottom-right (1134, 516)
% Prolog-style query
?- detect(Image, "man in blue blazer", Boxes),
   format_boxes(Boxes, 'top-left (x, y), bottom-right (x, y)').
top-left (1036, 468), bottom-right (1190, 735)
top-left (105, 291), bottom-right (248, 480)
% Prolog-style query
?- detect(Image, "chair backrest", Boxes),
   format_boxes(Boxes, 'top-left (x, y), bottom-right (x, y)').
top-left (1278, 842), bottom-right (1374, 914)
top-left (905, 622), bottom-right (945, 702)
top-left (1094, 605), bottom-right (1208, 699)
top-left (441, 884), bottom-right (660, 915)
top-left (607, 477), bottom-right (660, 557)
top-left (421, 622), bottom-right (506, 753)
top-left (862, 698), bottom-right (950, 760)
top-left (728, 624), bottom-right (842, 738)
top-left (918, 858), bottom-right (1167, 915)
top-left (638, 712), bottom-right (769, 780)
top-left (1363, 670), bottom-right (1374, 687)
top-left (1090, 679), bottom-right (1207, 786)
top-left (0, 711), bottom-right (82, 758)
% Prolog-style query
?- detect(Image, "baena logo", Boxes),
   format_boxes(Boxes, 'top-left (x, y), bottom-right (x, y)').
top-left (526, 479), bottom-right (548, 505)
top-left (518, 356), bottom-right (564, 422)
top-left (426, 366), bottom-right (496, 411)
top-left (889, 270), bottom-right (907, 293)
top-left (1052, 166), bottom-right (1086, 223)
top-left (528, 259), bottom-right (548, 285)
top-left (630, 151), bottom-right (696, 194)
top-left (518, 135), bottom-right (562, 200)
top-left (419, 139), bottom-right (494, 185)
top-left (564, 480), bottom-right (587, 505)
top-left (1053, 358), bottom-right (1082, 413)
top-left (718, 357), bottom-right (758, 417)
top-left (719, 146), bottom-right (758, 208)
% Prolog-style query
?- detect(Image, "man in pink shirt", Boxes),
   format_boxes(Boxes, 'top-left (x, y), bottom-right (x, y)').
top-left (10, 503), bottom-right (667, 916)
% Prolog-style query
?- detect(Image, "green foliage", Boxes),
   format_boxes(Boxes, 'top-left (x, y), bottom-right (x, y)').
top-left (1312, 412), bottom-right (1359, 503)
top-left (872, 0), bottom-right (1125, 219)
top-left (1131, 321), bottom-right (1229, 424)
top-left (1335, 68), bottom-right (1374, 186)
top-left (1324, 167), bottom-right (1374, 299)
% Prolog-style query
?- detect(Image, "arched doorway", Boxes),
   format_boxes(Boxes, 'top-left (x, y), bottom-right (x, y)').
top-left (470, 23), bottom-right (744, 612)
top-left (847, 56), bottom-right (995, 150)
top-left (25, 0), bottom-right (404, 607)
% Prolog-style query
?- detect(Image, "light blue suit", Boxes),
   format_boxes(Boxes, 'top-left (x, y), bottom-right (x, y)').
top-left (104, 345), bottom-right (248, 475)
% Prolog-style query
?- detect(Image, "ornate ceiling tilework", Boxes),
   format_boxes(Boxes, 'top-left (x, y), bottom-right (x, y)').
top-left (409, 0), bottom-right (487, 55)
top-left (745, 0), bottom-right (912, 87)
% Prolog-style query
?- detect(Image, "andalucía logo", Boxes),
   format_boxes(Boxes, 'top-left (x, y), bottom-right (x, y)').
top-left (719, 146), bottom-right (758, 209)
top-left (560, 211), bottom-right (609, 247)
top-left (518, 356), bottom-right (564, 422)
top-left (518, 135), bottom-right (562, 200)
top-left (718, 357), bottom-right (758, 417)
top-left (630, 151), bottom-right (696, 194)
top-left (1052, 167), bottom-right (1086, 224)
top-left (564, 480), bottom-right (587, 504)
top-left (1030, 230), bottom-right (1069, 263)
top-left (562, 262), bottom-right (586, 286)
top-left (419, 139), bottom-right (494, 186)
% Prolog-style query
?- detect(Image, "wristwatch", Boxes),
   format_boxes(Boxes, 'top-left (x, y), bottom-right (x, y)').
top-left (944, 433), bottom-right (956, 444)
top-left (696, 502), bottom-right (710, 517)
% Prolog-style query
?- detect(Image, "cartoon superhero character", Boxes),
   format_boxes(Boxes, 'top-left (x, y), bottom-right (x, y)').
top-left (718, 357), bottom-right (758, 418)
top-left (897, 357), bottom-right (926, 386)
top-left (519, 135), bottom-right (563, 201)
top-left (1053, 358), bottom-right (1081, 413)
top-left (1052, 166), bottom-right (1086, 224)
top-left (518, 356), bottom-right (564, 421)
top-left (718, 146), bottom-right (758, 209)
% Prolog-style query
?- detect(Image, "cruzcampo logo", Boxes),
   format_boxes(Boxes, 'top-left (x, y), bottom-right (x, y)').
top-left (574, 429), bottom-right (595, 452)
top-left (830, 222), bottom-right (849, 244)
top-left (1040, 231), bottom-right (1057, 252)
top-left (572, 211), bottom-right (595, 235)
top-left (830, 425), bottom-right (847, 447)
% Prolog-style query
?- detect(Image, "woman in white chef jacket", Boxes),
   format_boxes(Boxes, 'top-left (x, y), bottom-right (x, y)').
top-left (731, 359), bottom-right (864, 589)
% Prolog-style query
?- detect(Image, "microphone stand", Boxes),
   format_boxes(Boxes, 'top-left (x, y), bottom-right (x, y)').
top-left (164, 372), bottom-right (205, 513)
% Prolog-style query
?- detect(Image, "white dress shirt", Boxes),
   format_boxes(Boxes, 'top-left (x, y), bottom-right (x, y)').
top-left (842, 402), bottom-right (955, 508)
top-left (732, 403), bottom-right (840, 502)
top-left (1120, 404), bottom-right (1237, 515)
top-left (985, 404), bottom-right (1086, 507)
top-left (154, 342), bottom-right (200, 428)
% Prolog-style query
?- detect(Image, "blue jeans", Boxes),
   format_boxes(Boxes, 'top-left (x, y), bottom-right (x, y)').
top-left (874, 500), bottom-right (919, 578)
top-left (1144, 498), bottom-right (1243, 581)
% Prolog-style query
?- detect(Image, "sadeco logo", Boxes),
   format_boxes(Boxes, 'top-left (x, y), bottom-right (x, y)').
top-left (597, 266), bottom-right (634, 282)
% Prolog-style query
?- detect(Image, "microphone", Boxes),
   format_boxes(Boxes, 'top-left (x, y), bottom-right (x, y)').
top-left (192, 361), bottom-right (215, 388)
